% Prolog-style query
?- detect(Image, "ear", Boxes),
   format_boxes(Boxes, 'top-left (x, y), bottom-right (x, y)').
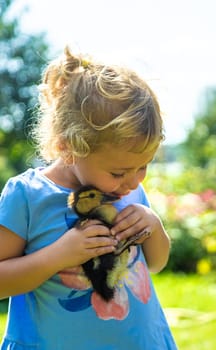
top-left (64, 153), bottom-right (74, 165)
top-left (57, 140), bottom-right (74, 165)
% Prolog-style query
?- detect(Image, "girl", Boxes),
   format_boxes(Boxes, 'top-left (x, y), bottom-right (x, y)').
top-left (0, 47), bottom-right (178, 349)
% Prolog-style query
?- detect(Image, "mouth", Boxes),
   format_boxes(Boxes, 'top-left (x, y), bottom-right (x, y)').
top-left (102, 193), bottom-right (120, 202)
top-left (111, 191), bottom-right (130, 198)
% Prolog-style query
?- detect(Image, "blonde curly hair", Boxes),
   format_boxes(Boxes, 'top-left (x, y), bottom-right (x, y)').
top-left (34, 46), bottom-right (164, 162)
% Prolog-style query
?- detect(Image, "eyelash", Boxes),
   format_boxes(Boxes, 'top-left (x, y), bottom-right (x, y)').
top-left (111, 167), bottom-right (147, 179)
top-left (111, 173), bottom-right (125, 178)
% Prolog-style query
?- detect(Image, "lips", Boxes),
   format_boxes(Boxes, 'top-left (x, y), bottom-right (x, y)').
top-left (112, 191), bottom-right (130, 198)
top-left (102, 193), bottom-right (120, 202)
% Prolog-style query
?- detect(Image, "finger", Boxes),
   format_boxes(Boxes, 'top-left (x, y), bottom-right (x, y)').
top-left (85, 235), bottom-right (118, 249)
top-left (83, 224), bottom-right (111, 237)
top-left (115, 221), bottom-right (146, 241)
top-left (78, 219), bottom-right (106, 229)
top-left (114, 205), bottom-right (135, 224)
top-left (91, 245), bottom-right (117, 257)
top-left (111, 211), bottom-right (140, 235)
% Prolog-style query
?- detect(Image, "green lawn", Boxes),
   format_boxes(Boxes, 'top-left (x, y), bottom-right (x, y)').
top-left (152, 273), bottom-right (216, 350)
top-left (1, 273), bottom-right (216, 349)
top-left (0, 300), bottom-right (7, 341)
top-left (0, 314), bottom-right (7, 341)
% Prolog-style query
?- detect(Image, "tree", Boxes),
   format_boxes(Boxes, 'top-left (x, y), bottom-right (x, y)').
top-left (182, 88), bottom-right (216, 168)
top-left (176, 87), bottom-right (216, 192)
top-left (0, 0), bottom-right (50, 189)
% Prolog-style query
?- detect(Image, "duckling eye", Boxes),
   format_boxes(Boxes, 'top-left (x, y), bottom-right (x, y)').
top-left (89, 192), bottom-right (95, 198)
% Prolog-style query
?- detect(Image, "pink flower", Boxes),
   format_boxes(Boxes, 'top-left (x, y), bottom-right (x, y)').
top-left (58, 247), bottom-right (151, 320)
top-left (199, 190), bottom-right (216, 210)
top-left (91, 259), bottom-right (151, 320)
top-left (174, 193), bottom-right (207, 219)
top-left (58, 266), bottom-right (91, 290)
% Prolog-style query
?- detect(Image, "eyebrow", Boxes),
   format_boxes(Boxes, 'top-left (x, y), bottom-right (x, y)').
top-left (112, 164), bottom-right (148, 171)
top-left (112, 157), bottom-right (155, 172)
top-left (112, 167), bottom-right (135, 171)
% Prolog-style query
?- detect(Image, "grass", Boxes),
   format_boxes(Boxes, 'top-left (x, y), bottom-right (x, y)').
top-left (0, 314), bottom-right (7, 341)
top-left (152, 273), bottom-right (216, 350)
top-left (0, 273), bottom-right (216, 349)
top-left (0, 300), bottom-right (8, 341)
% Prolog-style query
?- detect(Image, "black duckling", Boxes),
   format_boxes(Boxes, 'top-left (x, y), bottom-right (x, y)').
top-left (68, 185), bottom-right (148, 301)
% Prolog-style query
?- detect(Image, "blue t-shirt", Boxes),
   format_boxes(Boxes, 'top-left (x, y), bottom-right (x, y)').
top-left (0, 168), bottom-right (177, 350)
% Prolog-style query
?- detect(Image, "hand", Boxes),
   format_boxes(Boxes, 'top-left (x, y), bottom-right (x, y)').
top-left (55, 220), bottom-right (118, 270)
top-left (111, 205), bottom-right (171, 273)
top-left (111, 204), bottom-right (159, 244)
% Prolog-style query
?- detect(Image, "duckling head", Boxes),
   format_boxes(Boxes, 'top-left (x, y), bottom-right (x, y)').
top-left (68, 185), bottom-right (119, 218)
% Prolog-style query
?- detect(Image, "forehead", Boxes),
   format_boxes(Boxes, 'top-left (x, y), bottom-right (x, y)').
top-left (90, 143), bottom-right (157, 169)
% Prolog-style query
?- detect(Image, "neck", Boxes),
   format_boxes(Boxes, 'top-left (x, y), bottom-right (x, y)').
top-left (42, 158), bottom-right (81, 189)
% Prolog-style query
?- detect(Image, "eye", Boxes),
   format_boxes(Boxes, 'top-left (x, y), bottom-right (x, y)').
top-left (89, 192), bottom-right (96, 198)
top-left (110, 172), bottom-right (125, 179)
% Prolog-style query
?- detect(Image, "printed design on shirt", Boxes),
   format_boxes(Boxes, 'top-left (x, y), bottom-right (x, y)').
top-left (58, 246), bottom-right (151, 320)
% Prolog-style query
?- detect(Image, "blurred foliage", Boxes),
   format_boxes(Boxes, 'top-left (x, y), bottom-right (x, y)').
top-left (0, 0), bottom-right (50, 190)
top-left (147, 86), bottom-right (216, 273)
top-left (155, 87), bottom-right (216, 192)
top-left (145, 164), bottom-right (216, 273)
top-left (182, 87), bottom-right (216, 168)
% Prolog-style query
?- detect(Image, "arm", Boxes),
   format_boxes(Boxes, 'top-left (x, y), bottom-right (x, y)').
top-left (141, 213), bottom-right (170, 273)
top-left (0, 223), bottom-right (117, 300)
top-left (111, 204), bottom-right (171, 273)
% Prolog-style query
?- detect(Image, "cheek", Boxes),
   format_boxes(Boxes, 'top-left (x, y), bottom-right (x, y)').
top-left (139, 168), bottom-right (147, 181)
top-left (75, 169), bottom-right (118, 192)
top-left (91, 175), bottom-right (121, 193)
top-left (141, 172), bottom-right (147, 181)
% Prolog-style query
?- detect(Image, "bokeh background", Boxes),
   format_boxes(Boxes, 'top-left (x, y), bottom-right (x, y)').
top-left (0, 0), bottom-right (216, 348)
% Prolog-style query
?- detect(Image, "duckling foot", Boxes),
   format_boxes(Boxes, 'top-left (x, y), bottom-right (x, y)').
top-left (114, 229), bottom-right (152, 255)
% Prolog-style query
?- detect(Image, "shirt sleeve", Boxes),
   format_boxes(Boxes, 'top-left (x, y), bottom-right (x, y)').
top-left (0, 177), bottom-right (29, 239)
top-left (138, 183), bottom-right (150, 207)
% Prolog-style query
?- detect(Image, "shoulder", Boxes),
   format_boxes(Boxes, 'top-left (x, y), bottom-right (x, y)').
top-left (1, 168), bottom-right (39, 199)
top-left (0, 170), bottom-right (35, 238)
top-left (1, 167), bottom-right (66, 199)
top-left (0, 168), bottom-right (43, 207)
top-left (1, 168), bottom-right (40, 190)
top-left (136, 183), bottom-right (150, 207)
top-left (0, 169), bottom-right (32, 199)
top-left (0, 168), bottom-right (53, 210)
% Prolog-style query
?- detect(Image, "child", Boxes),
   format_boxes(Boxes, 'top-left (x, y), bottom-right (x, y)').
top-left (0, 47), bottom-right (178, 349)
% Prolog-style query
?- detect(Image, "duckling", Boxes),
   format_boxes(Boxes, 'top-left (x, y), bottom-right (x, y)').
top-left (68, 185), bottom-right (149, 301)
